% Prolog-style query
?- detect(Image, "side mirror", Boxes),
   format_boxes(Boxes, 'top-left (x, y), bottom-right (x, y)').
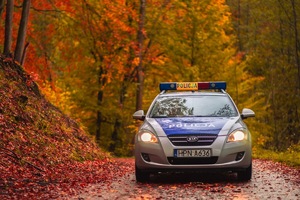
top-left (133, 110), bottom-right (145, 121)
top-left (241, 108), bottom-right (255, 119)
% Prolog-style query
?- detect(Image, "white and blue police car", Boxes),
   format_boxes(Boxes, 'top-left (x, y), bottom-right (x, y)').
top-left (133, 82), bottom-right (255, 182)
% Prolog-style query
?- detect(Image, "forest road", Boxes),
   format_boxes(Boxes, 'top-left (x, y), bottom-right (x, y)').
top-left (69, 158), bottom-right (300, 200)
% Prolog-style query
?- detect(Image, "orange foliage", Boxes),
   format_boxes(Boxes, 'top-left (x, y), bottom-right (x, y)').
top-left (0, 0), bottom-right (74, 86)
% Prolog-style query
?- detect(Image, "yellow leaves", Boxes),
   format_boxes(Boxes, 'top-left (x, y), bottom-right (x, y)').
top-left (127, 124), bottom-right (139, 135)
top-left (40, 81), bottom-right (73, 117)
top-left (132, 57), bottom-right (140, 67)
top-left (73, 40), bottom-right (80, 47)
top-left (256, 135), bottom-right (269, 146)
top-left (151, 56), bottom-right (165, 66)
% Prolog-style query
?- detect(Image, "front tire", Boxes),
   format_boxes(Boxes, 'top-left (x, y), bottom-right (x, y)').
top-left (135, 165), bottom-right (150, 183)
top-left (237, 163), bottom-right (252, 181)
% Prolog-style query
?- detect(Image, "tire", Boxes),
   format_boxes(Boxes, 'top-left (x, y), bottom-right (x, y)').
top-left (135, 165), bottom-right (150, 183)
top-left (237, 163), bottom-right (252, 181)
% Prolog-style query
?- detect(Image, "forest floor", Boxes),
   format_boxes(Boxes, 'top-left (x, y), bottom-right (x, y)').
top-left (0, 157), bottom-right (134, 199)
top-left (2, 157), bottom-right (299, 199)
top-left (68, 158), bottom-right (300, 200)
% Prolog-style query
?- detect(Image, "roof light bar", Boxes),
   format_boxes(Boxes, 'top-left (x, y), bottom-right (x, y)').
top-left (159, 82), bottom-right (226, 91)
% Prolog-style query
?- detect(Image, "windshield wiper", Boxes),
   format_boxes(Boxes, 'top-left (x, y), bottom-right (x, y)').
top-left (151, 115), bottom-right (168, 118)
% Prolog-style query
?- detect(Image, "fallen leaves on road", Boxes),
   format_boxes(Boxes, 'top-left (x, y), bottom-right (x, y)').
top-left (70, 159), bottom-right (300, 200)
top-left (0, 158), bottom-right (134, 199)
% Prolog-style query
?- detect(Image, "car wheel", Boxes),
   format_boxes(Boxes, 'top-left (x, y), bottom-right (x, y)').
top-left (237, 163), bottom-right (252, 181)
top-left (135, 165), bottom-right (150, 182)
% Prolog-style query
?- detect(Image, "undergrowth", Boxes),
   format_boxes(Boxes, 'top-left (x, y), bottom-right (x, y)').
top-left (253, 144), bottom-right (300, 168)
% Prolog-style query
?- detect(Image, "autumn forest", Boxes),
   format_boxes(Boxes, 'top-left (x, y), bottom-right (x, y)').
top-left (1, 0), bottom-right (299, 157)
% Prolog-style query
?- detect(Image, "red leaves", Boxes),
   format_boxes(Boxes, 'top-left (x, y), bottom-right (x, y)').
top-left (3, 57), bottom-right (13, 63)
top-left (0, 54), bottom-right (110, 199)
top-left (0, 157), bottom-right (134, 199)
top-left (69, 159), bottom-right (300, 200)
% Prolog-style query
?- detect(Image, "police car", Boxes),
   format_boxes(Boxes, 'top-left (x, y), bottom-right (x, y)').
top-left (133, 82), bottom-right (255, 182)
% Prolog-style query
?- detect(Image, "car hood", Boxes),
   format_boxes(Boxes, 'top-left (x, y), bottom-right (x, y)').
top-left (147, 117), bottom-right (240, 136)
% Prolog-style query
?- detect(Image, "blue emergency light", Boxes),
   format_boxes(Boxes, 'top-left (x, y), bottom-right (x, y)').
top-left (159, 81), bottom-right (226, 91)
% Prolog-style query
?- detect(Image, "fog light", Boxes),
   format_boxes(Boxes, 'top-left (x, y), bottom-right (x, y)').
top-left (141, 153), bottom-right (151, 162)
top-left (235, 152), bottom-right (245, 161)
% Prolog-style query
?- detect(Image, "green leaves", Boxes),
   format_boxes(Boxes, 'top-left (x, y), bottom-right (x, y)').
top-left (228, 0), bottom-right (300, 150)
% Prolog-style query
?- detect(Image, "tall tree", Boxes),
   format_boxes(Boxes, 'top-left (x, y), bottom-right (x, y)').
top-left (227, 0), bottom-right (300, 150)
top-left (4, 0), bottom-right (14, 56)
top-left (291, 0), bottom-right (300, 88)
top-left (14, 0), bottom-right (30, 64)
top-left (0, 0), bottom-right (4, 16)
top-left (136, 0), bottom-right (146, 111)
top-left (158, 0), bottom-right (235, 81)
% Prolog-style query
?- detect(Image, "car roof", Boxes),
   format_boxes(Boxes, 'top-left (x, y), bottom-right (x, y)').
top-left (158, 91), bottom-right (228, 97)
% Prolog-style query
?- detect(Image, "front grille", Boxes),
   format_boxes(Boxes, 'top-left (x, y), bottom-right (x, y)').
top-left (168, 134), bottom-right (218, 146)
top-left (167, 157), bottom-right (218, 165)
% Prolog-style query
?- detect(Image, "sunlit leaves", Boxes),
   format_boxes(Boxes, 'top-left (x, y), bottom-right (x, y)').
top-left (4, 0), bottom-right (296, 156)
top-left (155, 0), bottom-right (235, 82)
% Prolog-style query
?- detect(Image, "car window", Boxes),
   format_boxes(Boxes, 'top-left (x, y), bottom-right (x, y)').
top-left (149, 95), bottom-right (238, 118)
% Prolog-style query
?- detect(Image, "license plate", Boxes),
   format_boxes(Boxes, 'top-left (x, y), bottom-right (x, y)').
top-left (174, 149), bottom-right (211, 158)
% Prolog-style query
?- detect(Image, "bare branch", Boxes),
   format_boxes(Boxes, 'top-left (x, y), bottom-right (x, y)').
top-left (0, 147), bottom-right (45, 172)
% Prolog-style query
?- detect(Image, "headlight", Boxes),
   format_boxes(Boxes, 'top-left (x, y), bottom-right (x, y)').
top-left (139, 130), bottom-right (158, 143)
top-left (227, 130), bottom-right (247, 142)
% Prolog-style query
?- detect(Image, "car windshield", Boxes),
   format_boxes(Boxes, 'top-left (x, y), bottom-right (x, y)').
top-left (149, 95), bottom-right (238, 118)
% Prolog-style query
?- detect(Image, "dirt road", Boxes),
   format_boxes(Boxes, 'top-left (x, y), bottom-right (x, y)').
top-left (69, 158), bottom-right (299, 200)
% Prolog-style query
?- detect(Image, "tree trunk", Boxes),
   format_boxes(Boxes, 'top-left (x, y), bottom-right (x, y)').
top-left (20, 42), bottom-right (29, 65)
top-left (4, 0), bottom-right (14, 57)
top-left (109, 119), bottom-right (121, 152)
top-left (291, 0), bottom-right (300, 88)
top-left (96, 90), bottom-right (103, 142)
top-left (136, 0), bottom-right (146, 111)
top-left (0, 0), bottom-right (4, 16)
top-left (95, 62), bottom-right (106, 142)
top-left (14, 0), bottom-right (31, 64)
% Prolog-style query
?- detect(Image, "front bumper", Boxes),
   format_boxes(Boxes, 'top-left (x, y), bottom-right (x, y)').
top-left (135, 135), bottom-right (252, 172)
